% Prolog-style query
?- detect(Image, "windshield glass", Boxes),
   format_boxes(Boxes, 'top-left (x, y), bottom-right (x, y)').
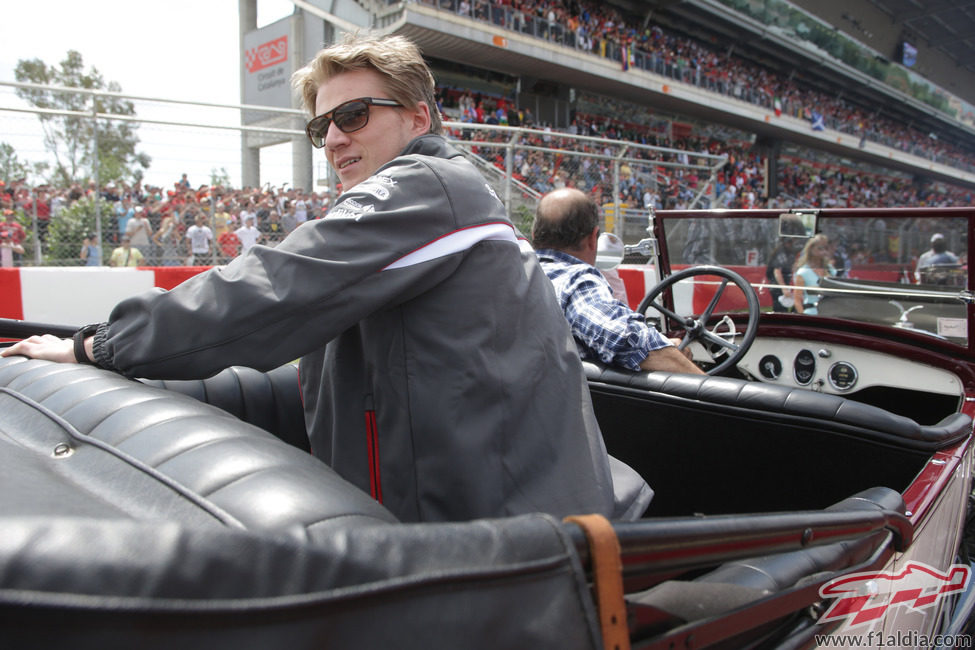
top-left (659, 212), bottom-right (970, 346)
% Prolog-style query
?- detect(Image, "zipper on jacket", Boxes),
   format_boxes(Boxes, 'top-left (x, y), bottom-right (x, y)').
top-left (364, 407), bottom-right (383, 503)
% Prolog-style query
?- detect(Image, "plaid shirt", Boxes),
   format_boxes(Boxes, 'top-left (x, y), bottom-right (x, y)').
top-left (536, 249), bottom-right (671, 371)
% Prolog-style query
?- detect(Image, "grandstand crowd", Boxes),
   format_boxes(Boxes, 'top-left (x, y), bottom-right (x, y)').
top-left (0, 177), bottom-right (332, 267)
top-left (2, 117), bottom-right (970, 270)
top-left (423, 0), bottom-right (975, 174)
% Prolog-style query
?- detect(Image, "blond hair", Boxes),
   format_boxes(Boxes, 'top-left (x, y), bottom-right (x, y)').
top-left (794, 233), bottom-right (829, 272)
top-left (292, 32), bottom-right (442, 135)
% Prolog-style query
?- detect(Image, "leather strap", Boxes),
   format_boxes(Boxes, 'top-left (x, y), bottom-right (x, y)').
top-left (565, 514), bottom-right (630, 650)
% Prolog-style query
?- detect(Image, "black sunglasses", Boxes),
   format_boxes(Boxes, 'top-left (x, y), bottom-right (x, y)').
top-left (305, 97), bottom-right (403, 147)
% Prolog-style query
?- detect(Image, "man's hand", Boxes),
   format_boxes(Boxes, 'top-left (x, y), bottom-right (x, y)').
top-left (668, 337), bottom-right (695, 362)
top-left (639, 338), bottom-right (705, 375)
top-left (0, 334), bottom-right (76, 363)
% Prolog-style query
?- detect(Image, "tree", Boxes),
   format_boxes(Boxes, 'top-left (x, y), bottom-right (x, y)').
top-left (210, 166), bottom-right (232, 188)
top-left (0, 142), bottom-right (30, 184)
top-left (14, 50), bottom-right (150, 187)
top-left (44, 195), bottom-right (109, 266)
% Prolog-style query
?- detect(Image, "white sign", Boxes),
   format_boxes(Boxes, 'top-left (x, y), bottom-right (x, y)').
top-left (242, 17), bottom-right (293, 122)
top-left (938, 317), bottom-right (967, 339)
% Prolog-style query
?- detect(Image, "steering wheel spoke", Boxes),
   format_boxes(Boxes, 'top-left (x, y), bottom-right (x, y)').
top-left (637, 265), bottom-right (760, 375)
top-left (700, 278), bottom-right (730, 321)
top-left (705, 316), bottom-right (739, 348)
top-left (644, 299), bottom-right (690, 330)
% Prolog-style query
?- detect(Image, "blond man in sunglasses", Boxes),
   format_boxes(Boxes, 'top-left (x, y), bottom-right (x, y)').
top-left (4, 33), bottom-right (645, 524)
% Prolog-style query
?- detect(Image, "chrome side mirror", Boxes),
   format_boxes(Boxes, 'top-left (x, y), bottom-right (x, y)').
top-left (779, 211), bottom-right (817, 238)
top-left (596, 232), bottom-right (625, 270)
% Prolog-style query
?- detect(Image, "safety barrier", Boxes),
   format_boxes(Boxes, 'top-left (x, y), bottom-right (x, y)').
top-left (3, 264), bottom-right (905, 328)
top-left (0, 266), bottom-right (207, 326)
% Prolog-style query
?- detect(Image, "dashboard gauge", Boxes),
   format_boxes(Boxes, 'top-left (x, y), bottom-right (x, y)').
top-left (827, 361), bottom-right (858, 391)
top-left (793, 349), bottom-right (816, 385)
top-left (758, 355), bottom-right (782, 380)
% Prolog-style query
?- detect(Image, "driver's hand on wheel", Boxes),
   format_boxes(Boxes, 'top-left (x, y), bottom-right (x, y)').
top-left (669, 337), bottom-right (695, 362)
top-left (0, 334), bottom-right (77, 364)
top-left (639, 340), bottom-right (704, 374)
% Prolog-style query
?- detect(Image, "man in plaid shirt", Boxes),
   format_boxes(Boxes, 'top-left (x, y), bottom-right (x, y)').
top-left (532, 188), bottom-right (703, 374)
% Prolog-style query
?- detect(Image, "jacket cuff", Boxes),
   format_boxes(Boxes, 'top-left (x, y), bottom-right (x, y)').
top-left (91, 323), bottom-right (113, 370)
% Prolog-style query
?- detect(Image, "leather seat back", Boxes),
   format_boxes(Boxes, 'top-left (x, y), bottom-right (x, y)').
top-left (0, 357), bottom-right (396, 542)
top-left (141, 364), bottom-right (310, 452)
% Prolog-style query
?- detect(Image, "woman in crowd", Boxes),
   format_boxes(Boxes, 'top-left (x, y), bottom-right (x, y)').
top-left (792, 234), bottom-right (836, 315)
top-left (153, 209), bottom-right (183, 266)
top-left (79, 232), bottom-right (100, 266)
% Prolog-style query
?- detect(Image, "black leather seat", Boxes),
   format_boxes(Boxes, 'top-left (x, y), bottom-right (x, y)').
top-left (0, 356), bottom-right (392, 539)
top-left (141, 364), bottom-right (310, 452)
top-left (0, 356), bottom-right (602, 650)
top-left (142, 363), bottom-right (654, 521)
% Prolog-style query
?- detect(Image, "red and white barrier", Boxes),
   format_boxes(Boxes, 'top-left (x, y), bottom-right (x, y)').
top-left (3, 262), bottom-right (790, 329)
top-left (616, 264), bottom-right (658, 311)
top-left (1, 267), bottom-right (207, 326)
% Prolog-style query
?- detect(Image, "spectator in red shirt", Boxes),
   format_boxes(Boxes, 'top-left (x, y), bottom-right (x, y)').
top-left (22, 189), bottom-right (50, 241)
top-left (217, 230), bottom-right (241, 262)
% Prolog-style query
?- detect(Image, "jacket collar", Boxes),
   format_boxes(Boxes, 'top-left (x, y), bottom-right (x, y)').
top-left (400, 133), bottom-right (459, 159)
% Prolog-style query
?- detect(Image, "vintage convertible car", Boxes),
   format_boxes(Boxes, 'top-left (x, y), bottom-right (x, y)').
top-left (0, 207), bottom-right (972, 649)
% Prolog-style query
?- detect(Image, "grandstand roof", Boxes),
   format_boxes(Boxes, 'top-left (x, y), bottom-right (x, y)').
top-left (869, 0), bottom-right (975, 76)
top-left (643, 0), bottom-right (975, 148)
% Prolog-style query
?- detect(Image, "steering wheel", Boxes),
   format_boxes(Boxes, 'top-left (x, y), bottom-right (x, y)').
top-left (636, 265), bottom-right (760, 375)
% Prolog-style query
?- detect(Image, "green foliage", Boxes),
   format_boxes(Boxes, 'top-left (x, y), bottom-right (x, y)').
top-left (210, 167), bottom-right (232, 188)
top-left (511, 203), bottom-right (535, 235)
top-left (0, 143), bottom-right (30, 184)
top-left (14, 50), bottom-right (151, 187)
top-left (40, 197), bottom-right (113, 266)
top-left (0, 142), bottom-right (49, 186)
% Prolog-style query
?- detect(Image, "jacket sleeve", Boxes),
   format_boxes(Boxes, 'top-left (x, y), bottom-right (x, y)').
top-left (94, 155), bottom-right (505, 379)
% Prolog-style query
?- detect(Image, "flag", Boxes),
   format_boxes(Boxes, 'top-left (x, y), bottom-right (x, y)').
top-left (811, 111), bottom-right (825, 131)
top-left (621, 42), bottom-right (633, 71)
top-left (773, 97), bottom-right (782, 117)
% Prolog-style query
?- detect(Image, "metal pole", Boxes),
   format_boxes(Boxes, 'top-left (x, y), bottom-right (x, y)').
top-left (612, 145), bottom-right (626, 237)
top-left (504, 130), bottom-right (517, 215)
top-left (30, 188), bottom-right (40, 264)
top-left (92, 106), bottom-right (103, 259)
top-left (210, 189), bottom-right (218, 266)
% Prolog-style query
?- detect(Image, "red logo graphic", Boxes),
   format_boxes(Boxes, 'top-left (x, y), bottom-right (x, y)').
top-left (246, 36), bottom-right (288, 73)
top-left (818, 561), bottom-right (970, 626)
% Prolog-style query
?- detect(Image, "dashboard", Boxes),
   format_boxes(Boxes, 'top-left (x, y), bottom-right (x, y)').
top-left (734, 337), bottom-right (963, 399)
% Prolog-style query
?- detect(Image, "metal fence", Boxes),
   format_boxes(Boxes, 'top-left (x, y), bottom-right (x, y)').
top-left (0, 81), bottom-right (726, 267)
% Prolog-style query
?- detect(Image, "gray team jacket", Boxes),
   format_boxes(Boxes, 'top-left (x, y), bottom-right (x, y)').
top-left (92, 134), bottom-right (621, 523)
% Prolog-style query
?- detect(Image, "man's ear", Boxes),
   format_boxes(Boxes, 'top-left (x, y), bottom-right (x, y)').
top-left (585, 226), bottom-right (600, 252)
top-left (409, 102), bottom-right (432, 136)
